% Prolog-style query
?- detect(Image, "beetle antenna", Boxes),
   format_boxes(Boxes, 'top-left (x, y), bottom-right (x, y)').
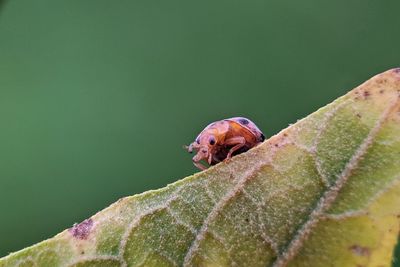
top-left (183, 144), bottom-right (193, 153)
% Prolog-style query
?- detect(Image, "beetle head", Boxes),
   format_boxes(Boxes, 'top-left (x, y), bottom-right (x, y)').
top-left (186, 133), bottom-right (218, 165)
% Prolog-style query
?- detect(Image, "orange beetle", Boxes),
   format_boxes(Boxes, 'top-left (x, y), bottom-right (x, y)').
top-left (185, 117), bottom-right (265, 170)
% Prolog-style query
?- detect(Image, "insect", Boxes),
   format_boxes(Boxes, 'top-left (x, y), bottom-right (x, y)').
top-left (185, 117), bottom-right (265, 170)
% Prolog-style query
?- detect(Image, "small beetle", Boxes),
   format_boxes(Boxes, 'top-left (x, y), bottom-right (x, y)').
top-left (185, 117), bottom-right (265, 170)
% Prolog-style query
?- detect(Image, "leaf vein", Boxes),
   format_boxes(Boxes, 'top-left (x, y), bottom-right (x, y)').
top-left (272, 97), bottom-right (399, 267)
top-left (182, 160), bottom-right (271, 266)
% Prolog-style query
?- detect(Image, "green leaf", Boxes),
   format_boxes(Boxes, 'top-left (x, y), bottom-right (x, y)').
top-left (1, 69), bottom-right (400, 267)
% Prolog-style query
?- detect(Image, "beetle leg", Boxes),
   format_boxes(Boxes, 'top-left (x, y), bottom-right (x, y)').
top-left (207, 152), bottom-right (213, 165)
top-left (224, 136), bottom-right (246, 159)
top-left (193, 160), bottom-right (208, 170)
top-left (192, 153), bottom-right (208, 170)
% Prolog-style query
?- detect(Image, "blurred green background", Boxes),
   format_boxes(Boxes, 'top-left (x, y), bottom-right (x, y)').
top-left (0, 0), bottom-right (399, 264)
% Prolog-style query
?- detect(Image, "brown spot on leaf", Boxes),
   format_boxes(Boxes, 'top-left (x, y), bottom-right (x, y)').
top-left (349, 245), bottom-right (370, 257)
top-left (393, 68), bottom-right (400, 74)
top-left (377, 79), bottom-right (387, 84)
top-left (356, 113), bottom-right (362, 118)
top-left (69, 218), bottom-right (93, 240)
top-left (379, 89), bottom-right (385, 94)
top-left (363, 91), bottom-right (371, 98)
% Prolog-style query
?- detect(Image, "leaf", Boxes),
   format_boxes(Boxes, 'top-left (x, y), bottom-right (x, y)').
top-left (1, 69), bottom-right (400, 267)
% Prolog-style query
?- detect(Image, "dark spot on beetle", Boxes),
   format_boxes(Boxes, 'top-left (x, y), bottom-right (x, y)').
top-left (238, 118), bottom-right (249, 125)
top-left (245, 218), bottom-right (249, 223)
top-left (283, 133), bottom-right (288, 137)
top-left (274, 144), bottom-right (279, 147)
top-left (81, 251), bottom-right (85, 255)
top-left (379, 89), bottom-right (385, 94)
top-left (69, 218), bottom-right (93, 240)
top-left (349, 245), bottom-right (370, 257)
top-left (260, 133), bottom-right (265, 141)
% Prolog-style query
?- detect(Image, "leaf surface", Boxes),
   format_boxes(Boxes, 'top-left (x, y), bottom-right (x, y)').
top-left (1, 69), bottom-right (400, 267)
